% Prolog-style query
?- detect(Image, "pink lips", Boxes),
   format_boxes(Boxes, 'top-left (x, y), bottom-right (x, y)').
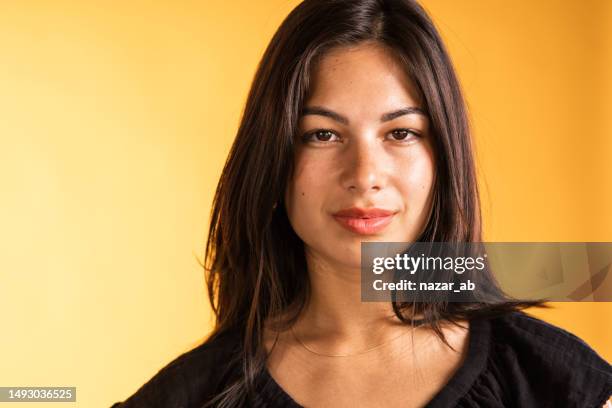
top-left (332, 207), bottom-right (396, 235)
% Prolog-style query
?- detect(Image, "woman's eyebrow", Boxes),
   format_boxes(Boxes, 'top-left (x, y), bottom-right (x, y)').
top-left (380, 106), bottom-right (427, 122)
top-left (300, 106), bottom-right (349, 124)
top-left (300, 106), bottom-right (426, 124)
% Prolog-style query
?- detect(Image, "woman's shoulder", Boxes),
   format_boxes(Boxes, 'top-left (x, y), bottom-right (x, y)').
top-left (489, 310), bottom-right (609, 369)
top-left (111, 328), bottom-right (242, 408)
top-left (459, 310), bottom-right (611, 408)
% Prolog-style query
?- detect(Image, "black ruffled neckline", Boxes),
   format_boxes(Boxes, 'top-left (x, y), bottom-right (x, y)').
top-left (259, 317), bottom-right (491, 407)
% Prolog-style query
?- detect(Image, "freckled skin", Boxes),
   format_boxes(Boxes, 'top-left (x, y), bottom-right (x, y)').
top-left (284, 42), bottom-right (436, 271)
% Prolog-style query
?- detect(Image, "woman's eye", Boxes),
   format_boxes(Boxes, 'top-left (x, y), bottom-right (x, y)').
top-left (388, 128), bottom-right (420, 142)
top-left (302, 129), bottom-right (339, 143)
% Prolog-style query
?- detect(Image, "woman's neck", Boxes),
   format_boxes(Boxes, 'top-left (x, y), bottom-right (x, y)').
top-left (291, 252), bottom-right (421, 353)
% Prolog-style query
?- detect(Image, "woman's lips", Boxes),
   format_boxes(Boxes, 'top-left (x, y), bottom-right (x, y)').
top-left (332, 213), bottom-right (395, 235)
top-left (333, 215), bottom-right (394, 235)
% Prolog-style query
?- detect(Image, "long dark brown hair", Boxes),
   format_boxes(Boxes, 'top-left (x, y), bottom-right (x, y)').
top-left (202, 0), bottom-right (549, 406)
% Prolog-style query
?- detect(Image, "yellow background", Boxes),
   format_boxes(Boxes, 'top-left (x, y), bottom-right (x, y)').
top-left (0, 1), bottom-right (609, 406)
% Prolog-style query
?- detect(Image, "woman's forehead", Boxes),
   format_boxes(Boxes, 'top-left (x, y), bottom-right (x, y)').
top-left (305, 43), bottom-right (423, 113)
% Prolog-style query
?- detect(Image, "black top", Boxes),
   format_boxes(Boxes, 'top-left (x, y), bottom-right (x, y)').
top-left (111, 311), bottom-right (612, 408)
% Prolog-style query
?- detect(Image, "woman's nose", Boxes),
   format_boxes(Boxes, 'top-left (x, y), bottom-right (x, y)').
top-left (340, 137), bottom-right (386, 194)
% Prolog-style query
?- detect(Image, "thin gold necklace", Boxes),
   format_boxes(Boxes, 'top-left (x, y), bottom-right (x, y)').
top-left (290, 324), bottom-right (417, 358)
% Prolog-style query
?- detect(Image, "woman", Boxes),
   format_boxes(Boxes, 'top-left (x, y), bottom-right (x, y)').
top-left (112, 0), bottom-right (612, 407)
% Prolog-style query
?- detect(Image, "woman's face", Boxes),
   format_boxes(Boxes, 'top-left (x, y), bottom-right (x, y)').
top-left (284, 42), bottom-right (435, 270)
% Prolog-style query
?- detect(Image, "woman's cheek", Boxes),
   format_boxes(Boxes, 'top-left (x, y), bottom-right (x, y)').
top-left (392, 149), bottom-right (434, 232)
top-left (402, 146), bottom-right (434, 192)
top-left (285, 162), bottom-right (327, 239)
